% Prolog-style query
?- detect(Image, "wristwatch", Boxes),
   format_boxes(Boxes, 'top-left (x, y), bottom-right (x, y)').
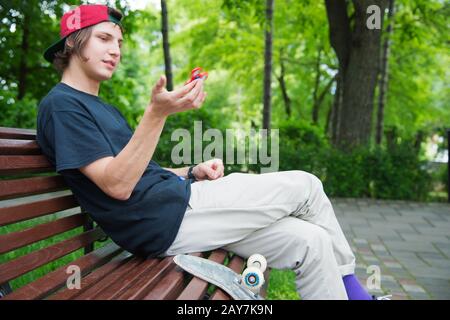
top-left (187, 165), bottom-right (197, 181)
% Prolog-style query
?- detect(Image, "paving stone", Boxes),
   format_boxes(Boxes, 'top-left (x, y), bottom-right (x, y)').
top-left (422, 258), bottom-right (450, 268)
top-left (371, 244), bottom-right (388, 252)
top-left (408, 292), bottom-right (432, 300)
top-left (406, 266), bottom-right (450, 280)
top-left (399, 233), bottom-right (450, 244)
top-left (381, 282), bottom-right (402, 290)
top-left (395, 257), bottom-right (431, 269)
top-left (384, 215), bottom-right (428, 223)
top-left (383, 240), bottom-right (439, 253)
top-left (429, 291), bottom-right (450, 299)
top-left (374, 251), bottom-right (393, 258)
top-left (383, 261), bottom-right (403, 269)
top-left (356, 247), bottom-right (373, 255)
top-left (353, 238), bottom-right (369, 244)
top-left (361, 255), bottom-right (380, 263)
top-left (353, 227), bottom-right (398, 237)
top-left (401, 284), bottom-right (426, 293)
top-left (416, 227), bottom-right (450, 236)
top-left (377, 234), bottom-right (404, 241)
top-left (391, 293), bottom-right (409, 300)
top-left (380, 275), bottom-right (397, 282)
top-left (414, 277), bottom-right (450, 287)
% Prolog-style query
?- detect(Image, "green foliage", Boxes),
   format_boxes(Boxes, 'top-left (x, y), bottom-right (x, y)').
top-left (0, 0), bottom-right (446, 202)
top-left (266, 269), bottom-right (300, 300)
top-left (0, 93), bottom-right (38, 129)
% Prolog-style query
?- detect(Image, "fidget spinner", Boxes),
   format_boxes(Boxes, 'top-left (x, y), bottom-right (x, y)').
top-left (186, 67), bottom-right (208, 84)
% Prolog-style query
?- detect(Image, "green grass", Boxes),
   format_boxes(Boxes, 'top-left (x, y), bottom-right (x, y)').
top-left (266, 269), bottom-right (300, 300)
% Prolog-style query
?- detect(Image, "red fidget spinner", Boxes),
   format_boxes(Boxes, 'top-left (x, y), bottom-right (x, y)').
top-left (186, 67), bottom-right (208, 84)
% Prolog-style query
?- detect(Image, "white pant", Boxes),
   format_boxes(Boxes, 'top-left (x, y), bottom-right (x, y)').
top-left (163, 170), bottom-right (356, 300)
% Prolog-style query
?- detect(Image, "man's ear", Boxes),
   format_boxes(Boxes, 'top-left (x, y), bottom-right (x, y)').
top-left (66, 38), bottom-right (74, 49)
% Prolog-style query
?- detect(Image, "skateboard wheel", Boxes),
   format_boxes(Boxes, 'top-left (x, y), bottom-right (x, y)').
top-left (247, 254), bottom-right (267, 273)
top-left (242, 267), bottom-right (264, 293)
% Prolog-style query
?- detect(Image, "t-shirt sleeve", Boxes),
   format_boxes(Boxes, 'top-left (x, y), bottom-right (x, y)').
top-left (46, 111), bottom-right (114, 173)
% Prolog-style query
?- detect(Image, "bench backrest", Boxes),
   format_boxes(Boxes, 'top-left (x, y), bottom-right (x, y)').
top-left (0, 126), bottom-right (109, 295)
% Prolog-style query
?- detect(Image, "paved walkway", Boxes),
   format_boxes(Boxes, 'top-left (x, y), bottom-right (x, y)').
top-left (331, 198), bottom-right (450, 300)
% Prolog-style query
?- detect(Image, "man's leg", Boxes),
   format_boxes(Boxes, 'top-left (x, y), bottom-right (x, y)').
top-left (292, 172), bottom-right (356, 276)
top-left (291, 172), bottom-right (372, 299)
top-left (165, 171), bottom-right (314, 255)
top-left (162, 170), bottom-right (356, 298)
top-left (223, 216), bottom-right (348, 300)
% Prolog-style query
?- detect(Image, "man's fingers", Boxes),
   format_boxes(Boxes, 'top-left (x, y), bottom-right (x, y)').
top-left (191, 91), bottom-right (206, 109)
top-left (153, 75), bottom-right (167, 94)
top-left (174, 78), bottom-right (200, 98)
top-left (179, 81), bottom-right (204, 108)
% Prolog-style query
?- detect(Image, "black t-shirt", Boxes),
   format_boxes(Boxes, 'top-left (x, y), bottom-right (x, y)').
top-left (36, 82), bottom-right (191, 258)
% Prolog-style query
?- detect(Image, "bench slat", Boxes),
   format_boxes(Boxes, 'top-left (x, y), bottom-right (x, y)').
top-left (2, 243), bottom-right (124, 300)
top-left (0, 213), bottom-right (88, 254)
top-left (0, 194), bottom-right (79, 226)
top-left (0, 155), bottom-right (53, 175)
top-left (0, 176), bottom-right (67, 201)
top-left (95, 257), bottom-right (174, 300)
top-left (138, 252), bottom-right (203, 300)
top-left (0, 127), bottom-right (36, 140)
top-left (0, 228), bottom-right (106, 284)
top-left (141, 263), bottom-right (185, 300)
top-left (0, 139), bottom-right (41, 155)
top-left (72, 256), bottom-right (149, 299)
top-left (48, 251), bottom-right (133, 300)
top-left (210, 255), bottom-right (245, 300)
top-left (111, 256), bottom-right (174, 300)
top-left (176, 250), bottom-right (227, 300)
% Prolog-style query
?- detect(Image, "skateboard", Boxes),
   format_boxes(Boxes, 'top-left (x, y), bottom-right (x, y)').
top-left (173, 253), bottom-right (267, 300)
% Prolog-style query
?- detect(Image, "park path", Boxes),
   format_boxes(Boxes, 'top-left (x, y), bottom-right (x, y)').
top-left (332, 198), bottom-right (450, 300)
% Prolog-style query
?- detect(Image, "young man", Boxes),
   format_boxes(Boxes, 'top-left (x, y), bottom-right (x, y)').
top-left (37, 4), bottom-right (381, 300)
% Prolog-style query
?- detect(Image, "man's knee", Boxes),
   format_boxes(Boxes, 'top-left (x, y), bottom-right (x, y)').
top-left (284, 222), bottom-right (332, 257)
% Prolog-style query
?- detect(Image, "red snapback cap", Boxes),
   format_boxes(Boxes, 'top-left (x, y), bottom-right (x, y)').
top-left (43, 4), bottom-right (122, 63)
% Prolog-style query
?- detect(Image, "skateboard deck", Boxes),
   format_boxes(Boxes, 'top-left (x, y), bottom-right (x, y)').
top-left (173, 254), bottom-right (264, 300)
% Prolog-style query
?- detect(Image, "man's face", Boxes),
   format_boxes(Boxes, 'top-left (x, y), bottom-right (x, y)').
top-left (74, 22), bottom-right (123, 81)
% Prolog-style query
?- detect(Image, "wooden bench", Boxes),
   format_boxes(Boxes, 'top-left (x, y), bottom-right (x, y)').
top-left (0, 126), bottom-right (269, 300)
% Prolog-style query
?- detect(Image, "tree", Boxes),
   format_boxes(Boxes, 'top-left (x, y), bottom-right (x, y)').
top-left (262, 0), bottom-right (274, 131)
top-left (161, 0), bottom-right (174, 91)
top-left (376, 0), bottom-right (395, 145)
top-left (325, 0), bottom-right (388, 150)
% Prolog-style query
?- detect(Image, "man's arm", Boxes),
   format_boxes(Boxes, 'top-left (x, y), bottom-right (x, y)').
top-left (80, 76), bottom-right (206, 201)
top-left (80, 110), bottom-right (166, 200)
top-left (163, 159), bottom-right (225, 182)
top-left (163, 166), bottom-right (190, 178)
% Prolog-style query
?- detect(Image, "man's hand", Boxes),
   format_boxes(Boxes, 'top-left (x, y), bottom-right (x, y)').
top-left (192, 159), bottom-right (225, 181)
top-left (146, 75), bottom-right (207, 119)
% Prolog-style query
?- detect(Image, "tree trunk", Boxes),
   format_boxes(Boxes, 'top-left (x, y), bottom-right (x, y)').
top-left (376, 0), bottom-right (395, 145)
top-left (262, 0), bottom-right (274, 131)
top-left (325, 0), bottom-right (388, 150)
top-left (17, 8), bottom-right (30, 100)
top-left (161, 0), bottom-right (173, 91)
top-left (277, 48), bottom-right (291, 118)
top-left (312, 48), bottom-right (322, 124)
top-left (330, 71), bottom-right (343, 144)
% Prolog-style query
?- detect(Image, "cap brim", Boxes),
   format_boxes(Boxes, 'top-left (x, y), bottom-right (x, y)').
top-left (43, 37), bottom-right (67, 63)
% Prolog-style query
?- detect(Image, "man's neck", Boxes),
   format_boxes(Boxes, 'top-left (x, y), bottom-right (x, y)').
top-left (61, 66), bottom-right (100, 96)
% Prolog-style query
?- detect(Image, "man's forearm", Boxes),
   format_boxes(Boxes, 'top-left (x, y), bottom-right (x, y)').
top-left (104, 109), bottom-right (166, 199)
